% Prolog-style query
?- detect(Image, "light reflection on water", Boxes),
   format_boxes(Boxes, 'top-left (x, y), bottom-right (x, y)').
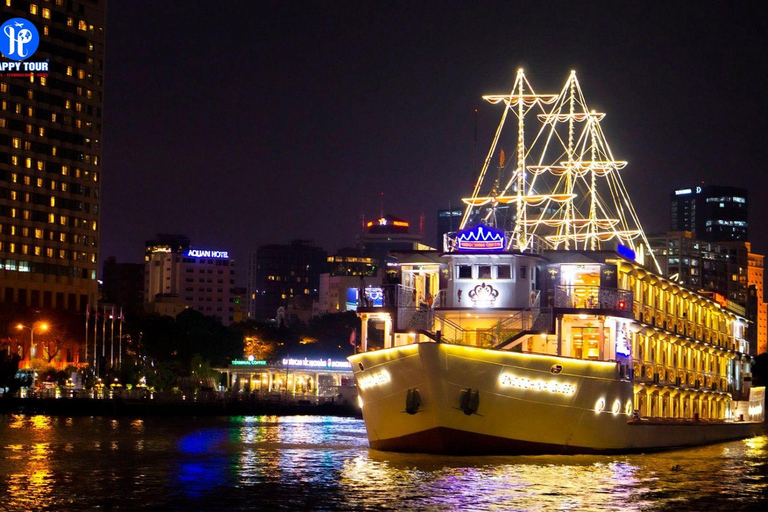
top-left (0, 415), bottom-right (766, 511)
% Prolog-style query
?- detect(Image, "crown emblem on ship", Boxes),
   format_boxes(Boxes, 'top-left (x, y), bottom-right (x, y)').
top-left (456, 225), bottom-right (505, 251)
top-left (468, 282), bottom-right (499, 307)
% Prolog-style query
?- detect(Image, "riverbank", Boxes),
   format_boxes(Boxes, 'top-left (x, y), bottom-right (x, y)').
top-left (0, 396), bottom-right (362, 417)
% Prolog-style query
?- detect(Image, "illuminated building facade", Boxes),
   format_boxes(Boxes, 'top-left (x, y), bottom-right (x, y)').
top-left (1, 0), bottom-right (105, 312)
top-left (218, 357), bottom-right (354, 400)
top-left (143, 234), bottom-right (236, 325)
top-left (747, 248), bottom-right (767, 355)
top-left (670, 185), bottom-right (748, 242)
top-left (249, 240), bottom-right (327, 321)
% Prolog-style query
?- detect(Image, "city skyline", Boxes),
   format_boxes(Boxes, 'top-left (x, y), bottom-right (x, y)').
top-left (100, 2), bottom-right (768, 271)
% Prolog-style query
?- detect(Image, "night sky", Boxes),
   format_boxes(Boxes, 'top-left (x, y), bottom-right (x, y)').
top-left (101, 1), bottom-right (768, 281)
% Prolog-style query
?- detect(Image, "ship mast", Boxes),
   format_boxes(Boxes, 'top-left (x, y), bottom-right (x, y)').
top-left (459, 69), bottom-right (557, 251)
top-left (460, 70), bottom-right (661, 273)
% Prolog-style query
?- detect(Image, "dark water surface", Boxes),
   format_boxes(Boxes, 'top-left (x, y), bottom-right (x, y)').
top-left (1, 415), bottom-right (766, 511)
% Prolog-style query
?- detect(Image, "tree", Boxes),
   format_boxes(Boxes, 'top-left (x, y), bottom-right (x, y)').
top-left (0, 353), bottom-right (29, 395)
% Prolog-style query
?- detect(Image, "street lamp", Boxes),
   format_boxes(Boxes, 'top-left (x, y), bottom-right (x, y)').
top-left (17, 322), bottom-right (49, 362)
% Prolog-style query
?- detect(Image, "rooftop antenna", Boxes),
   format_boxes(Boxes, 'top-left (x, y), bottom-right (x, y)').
top-left (379, 192), bottom-right (384, 218)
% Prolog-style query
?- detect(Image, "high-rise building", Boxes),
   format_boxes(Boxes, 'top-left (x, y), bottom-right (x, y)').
top-left (102, 256), bottom-right (144, 319)
top-left (248, 240), bottom-right (327, 321)
top-left (1, 1), bottom-right (105, 313)
top-left (437, 208), bottom-right (463, 249)
top-left (143, 234), bottom-right (237, 325)
top-left (670, 185), bottom-right (748, 242)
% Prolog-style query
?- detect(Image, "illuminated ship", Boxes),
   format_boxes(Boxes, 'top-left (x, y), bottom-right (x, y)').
top-left (348, 70), bottom-right (765, 454)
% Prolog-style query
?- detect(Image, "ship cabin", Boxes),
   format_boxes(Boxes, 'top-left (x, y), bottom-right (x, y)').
top-left (356, 241), bottom-right (754, 422)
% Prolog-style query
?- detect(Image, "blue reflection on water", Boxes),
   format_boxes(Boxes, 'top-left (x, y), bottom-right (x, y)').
top-left (175, 429), bottom-right (231, 498)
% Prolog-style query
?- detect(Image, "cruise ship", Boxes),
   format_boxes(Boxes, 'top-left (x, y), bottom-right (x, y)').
top-left (348, 70), bottom-right (765, 454)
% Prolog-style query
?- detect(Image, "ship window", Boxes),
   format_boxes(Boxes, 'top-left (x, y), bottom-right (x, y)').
top-left (496, 265), bottom-right (511, 279)
top-left (457, 265), bottom-right (472, 279)
top-left (520, 265), bottom-right (527, 279)
top-left (478, 265), bottom-right (491, 279)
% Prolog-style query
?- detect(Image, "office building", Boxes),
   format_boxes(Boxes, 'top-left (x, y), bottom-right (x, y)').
top-left (670, 185), bottom-right (748, 242)
top-left (248, 240), bottom-right (327, 321)
top-left (1, 1), bottom-right (106, 312)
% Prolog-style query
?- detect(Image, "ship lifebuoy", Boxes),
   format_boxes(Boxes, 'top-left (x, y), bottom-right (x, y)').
top-left (530, 291), bottom-right (537, 304)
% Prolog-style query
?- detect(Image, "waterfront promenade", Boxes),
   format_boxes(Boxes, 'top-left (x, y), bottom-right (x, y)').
top-left (0, 391), bottom-right (361, 418)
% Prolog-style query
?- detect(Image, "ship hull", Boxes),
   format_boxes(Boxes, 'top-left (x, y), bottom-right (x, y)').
top-left (349, 343), bottom-right (762, 455)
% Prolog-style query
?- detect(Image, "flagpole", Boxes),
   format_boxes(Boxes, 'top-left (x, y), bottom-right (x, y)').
top-left (110, 305), bottom-right (115, 368)
top-left (101, 305), bottom-right (106, 360)
top-left (118, 308), bottom-right (123, 370)
top-left (93, 305), bottom-right (98, 374)
top-left (85, 303), bottom-right (89, 368)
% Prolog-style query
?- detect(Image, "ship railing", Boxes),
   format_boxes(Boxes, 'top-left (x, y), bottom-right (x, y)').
top-left (433, 309), bottom-right (551, 349)
top-left (553, 286), bottom-right (633, 315)
top-left (397, 307), bottom-right (435, 332)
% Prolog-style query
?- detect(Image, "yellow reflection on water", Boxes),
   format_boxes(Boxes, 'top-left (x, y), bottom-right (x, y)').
top-left (30, 415), bottom-right (52, 430)
top-left (4, 439), bottom-right (56, 510)
top-left (743, 435), bottom-right (767, 457)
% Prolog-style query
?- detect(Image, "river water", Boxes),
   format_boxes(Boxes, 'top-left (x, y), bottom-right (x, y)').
top-left (0, 415), bottom-right (766, 511)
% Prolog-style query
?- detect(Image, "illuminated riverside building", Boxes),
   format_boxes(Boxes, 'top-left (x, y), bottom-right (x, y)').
top-left (0, 0), bottom-right (105, 312)
top-left (143, 234), bottom-right (236, 325)
top-left (217, 357), bottom-right (354, 401)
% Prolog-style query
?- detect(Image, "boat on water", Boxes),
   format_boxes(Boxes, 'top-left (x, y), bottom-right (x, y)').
top-left (348, 70), bottom-right (765, 455)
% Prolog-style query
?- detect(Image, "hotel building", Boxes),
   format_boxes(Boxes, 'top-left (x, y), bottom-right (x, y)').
top-left (144, 234), bottom-right (237, 325)
top-left (1, 0), bottom-right (105, 312)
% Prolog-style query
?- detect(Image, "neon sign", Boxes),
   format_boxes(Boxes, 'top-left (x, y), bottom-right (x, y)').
top-left (456, 225), bottom-right (504, 251)
top-left (367, 218), bottom-right (409, 228)
top-left (281, 358), bottom-right (352, 369)
top-left (185, 249), bottom-right (229, 259)
top-left (232, 360), bottom-right (267, 366)
top-left (364, 287), bottom-right (384, 307)
top-left (498, 372), bottom-right (576, 396)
